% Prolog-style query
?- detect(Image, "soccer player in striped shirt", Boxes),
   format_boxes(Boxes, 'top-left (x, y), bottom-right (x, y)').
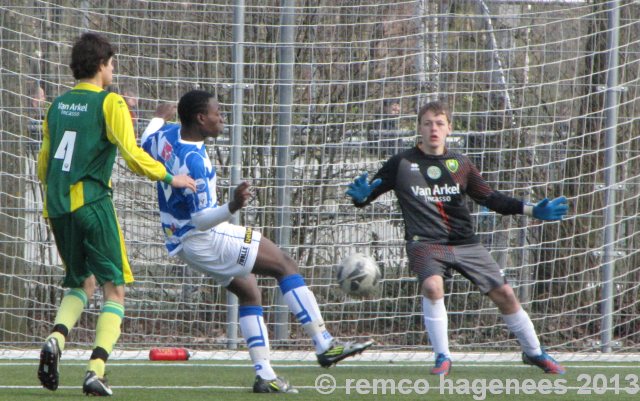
top-left (347, 100), bottom-right (567, 376)
top-left (141, 90), bottom-right (373, 393)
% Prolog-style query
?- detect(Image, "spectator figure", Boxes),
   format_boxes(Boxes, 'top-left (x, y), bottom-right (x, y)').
top-left (28, 82), bottom-right (47, 145)
top-left (380, 99), bottom-right (401, 130)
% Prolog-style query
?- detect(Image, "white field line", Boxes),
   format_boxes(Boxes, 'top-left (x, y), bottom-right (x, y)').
top-left (2, 350), bottom-right (640, 362)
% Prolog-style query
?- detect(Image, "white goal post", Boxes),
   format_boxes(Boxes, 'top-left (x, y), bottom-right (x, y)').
top-left (1, 0), bottom-right (639, 359)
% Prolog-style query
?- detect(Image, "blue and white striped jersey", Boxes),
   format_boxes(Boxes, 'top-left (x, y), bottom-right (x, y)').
top-left (142, 123), bottom-right (218, 255)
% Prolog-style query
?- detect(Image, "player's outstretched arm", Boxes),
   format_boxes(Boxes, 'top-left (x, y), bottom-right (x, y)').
top-left (346, 172), bottom-right (382, 204)
top-left (154, 103), bottom-right (177, 121)
top-left (191, 181), bottom-right (252, 231)
top-left (140, 103), bottom-right (177, 144)
top-left (526, 196), bottom-right (568, 221)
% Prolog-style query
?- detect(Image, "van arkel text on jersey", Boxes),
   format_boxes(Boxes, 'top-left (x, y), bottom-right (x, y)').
top-left (411, 183), bottom-right (461, 203)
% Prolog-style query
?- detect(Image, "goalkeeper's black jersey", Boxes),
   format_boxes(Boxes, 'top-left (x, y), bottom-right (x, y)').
top-left (357, 147), bottom-right (524, 244)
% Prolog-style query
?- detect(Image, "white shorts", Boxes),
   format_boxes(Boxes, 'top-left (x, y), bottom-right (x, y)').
top-left (177, 222), bottom-right (262, 287)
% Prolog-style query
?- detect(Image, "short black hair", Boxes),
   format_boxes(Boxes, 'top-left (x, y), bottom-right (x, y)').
top-left (417, 100), bottom-right (452, 125)
top-left (69, 33), bottom-right (115, 80)
top-left (178, 90), bottom-right (216, 126)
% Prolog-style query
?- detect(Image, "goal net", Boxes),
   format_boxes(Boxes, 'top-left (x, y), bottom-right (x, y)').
top-left (1, 0), bottom-right (639, 357)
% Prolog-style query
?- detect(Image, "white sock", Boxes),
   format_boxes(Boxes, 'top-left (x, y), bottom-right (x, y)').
top-left (279, 274), bottom-right (334, 354)
top-left (239, 306), bottom-right (277, 380)
top-left (422, 297), bottom-right (451, 359)
top-left (502, 308), bottom-right (542, 357)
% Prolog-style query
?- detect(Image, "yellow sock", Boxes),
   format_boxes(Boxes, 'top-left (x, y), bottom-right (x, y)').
top-left (88, 301), bottom-right (124, 377)
top-left (87, 358), bottom-right (106, 378)
top-left (48, 288), bottom-right (87, 351)
top-left (48, 332), bottom-right (66, 351)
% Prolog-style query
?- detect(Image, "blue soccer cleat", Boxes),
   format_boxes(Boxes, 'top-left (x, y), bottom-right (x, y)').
top-left (522, 351), bottom-right (566, 374)
top-left (430, 353), bottom-right (452, 376)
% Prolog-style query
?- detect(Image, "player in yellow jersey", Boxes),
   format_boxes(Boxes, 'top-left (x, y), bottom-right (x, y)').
top-left (36, 33), bottom-right (196, 396)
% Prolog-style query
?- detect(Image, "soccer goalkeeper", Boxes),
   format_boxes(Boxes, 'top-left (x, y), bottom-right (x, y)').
top-left (346, 100), bottom-right (567, 376)
top-left (36, 33), bottom-right (196, 396)
top-left (141, 90), bottom-right (373, 393)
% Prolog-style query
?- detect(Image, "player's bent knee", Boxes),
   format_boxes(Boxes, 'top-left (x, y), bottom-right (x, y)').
top-left (421, 277), bottom-right (444, 299)
top-left (488, 284), bottom-right (519, 309)
top-left (102, 283), bottom-right (125, 304)
top-left (82, 275), bottom-right (97, 298)
top-left (227, 276), bottom-right (262, 304)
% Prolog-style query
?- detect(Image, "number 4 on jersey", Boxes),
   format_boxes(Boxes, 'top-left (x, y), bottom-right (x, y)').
top-left (53, 130), bottom-right (76, 172)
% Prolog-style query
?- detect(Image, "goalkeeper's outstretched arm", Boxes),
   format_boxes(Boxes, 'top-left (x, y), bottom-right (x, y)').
top-left (346, 172), bottom-right (382, 206)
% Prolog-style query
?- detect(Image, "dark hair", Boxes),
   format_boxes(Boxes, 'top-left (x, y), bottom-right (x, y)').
top-left (69, 33), bottom-right (115, 80)
top-left (178, 90), bottom-right (216, 126)
top-left (417, 100), bottom-right (452, 125)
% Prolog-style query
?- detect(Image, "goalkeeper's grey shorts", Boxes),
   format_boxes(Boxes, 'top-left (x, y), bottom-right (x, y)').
top-left (406, 242), bottom-right (507, 294)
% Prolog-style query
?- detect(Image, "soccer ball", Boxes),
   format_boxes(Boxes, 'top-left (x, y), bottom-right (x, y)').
top-left (336, 253), bottom-right (381, 297)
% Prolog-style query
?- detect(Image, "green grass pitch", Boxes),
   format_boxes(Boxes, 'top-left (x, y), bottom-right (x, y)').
top-left (1, 359), bottom-right (638, 400)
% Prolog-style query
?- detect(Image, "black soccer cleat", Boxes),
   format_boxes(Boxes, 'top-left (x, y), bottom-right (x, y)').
top-left (37, 337), bottom-right (61, 391)
top-left (317, 339), bottom-right (374, 368)
top-left (82, 371), bottom-right (113, 396)
top-left (253, 375), bottom-right (299, 394)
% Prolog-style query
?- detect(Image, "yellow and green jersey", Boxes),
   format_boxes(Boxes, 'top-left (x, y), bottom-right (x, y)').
top-left (37, 82), bottom-right (169, 218)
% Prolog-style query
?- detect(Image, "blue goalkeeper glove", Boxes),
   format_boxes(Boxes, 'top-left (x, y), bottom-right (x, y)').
top-left (532, 196), bottom-right (568, 221)
top-left (346, 172), bottom-right (382, 203)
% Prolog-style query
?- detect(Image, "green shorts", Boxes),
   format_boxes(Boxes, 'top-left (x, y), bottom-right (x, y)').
top-left (49, 196), bottom-right (134, 287)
